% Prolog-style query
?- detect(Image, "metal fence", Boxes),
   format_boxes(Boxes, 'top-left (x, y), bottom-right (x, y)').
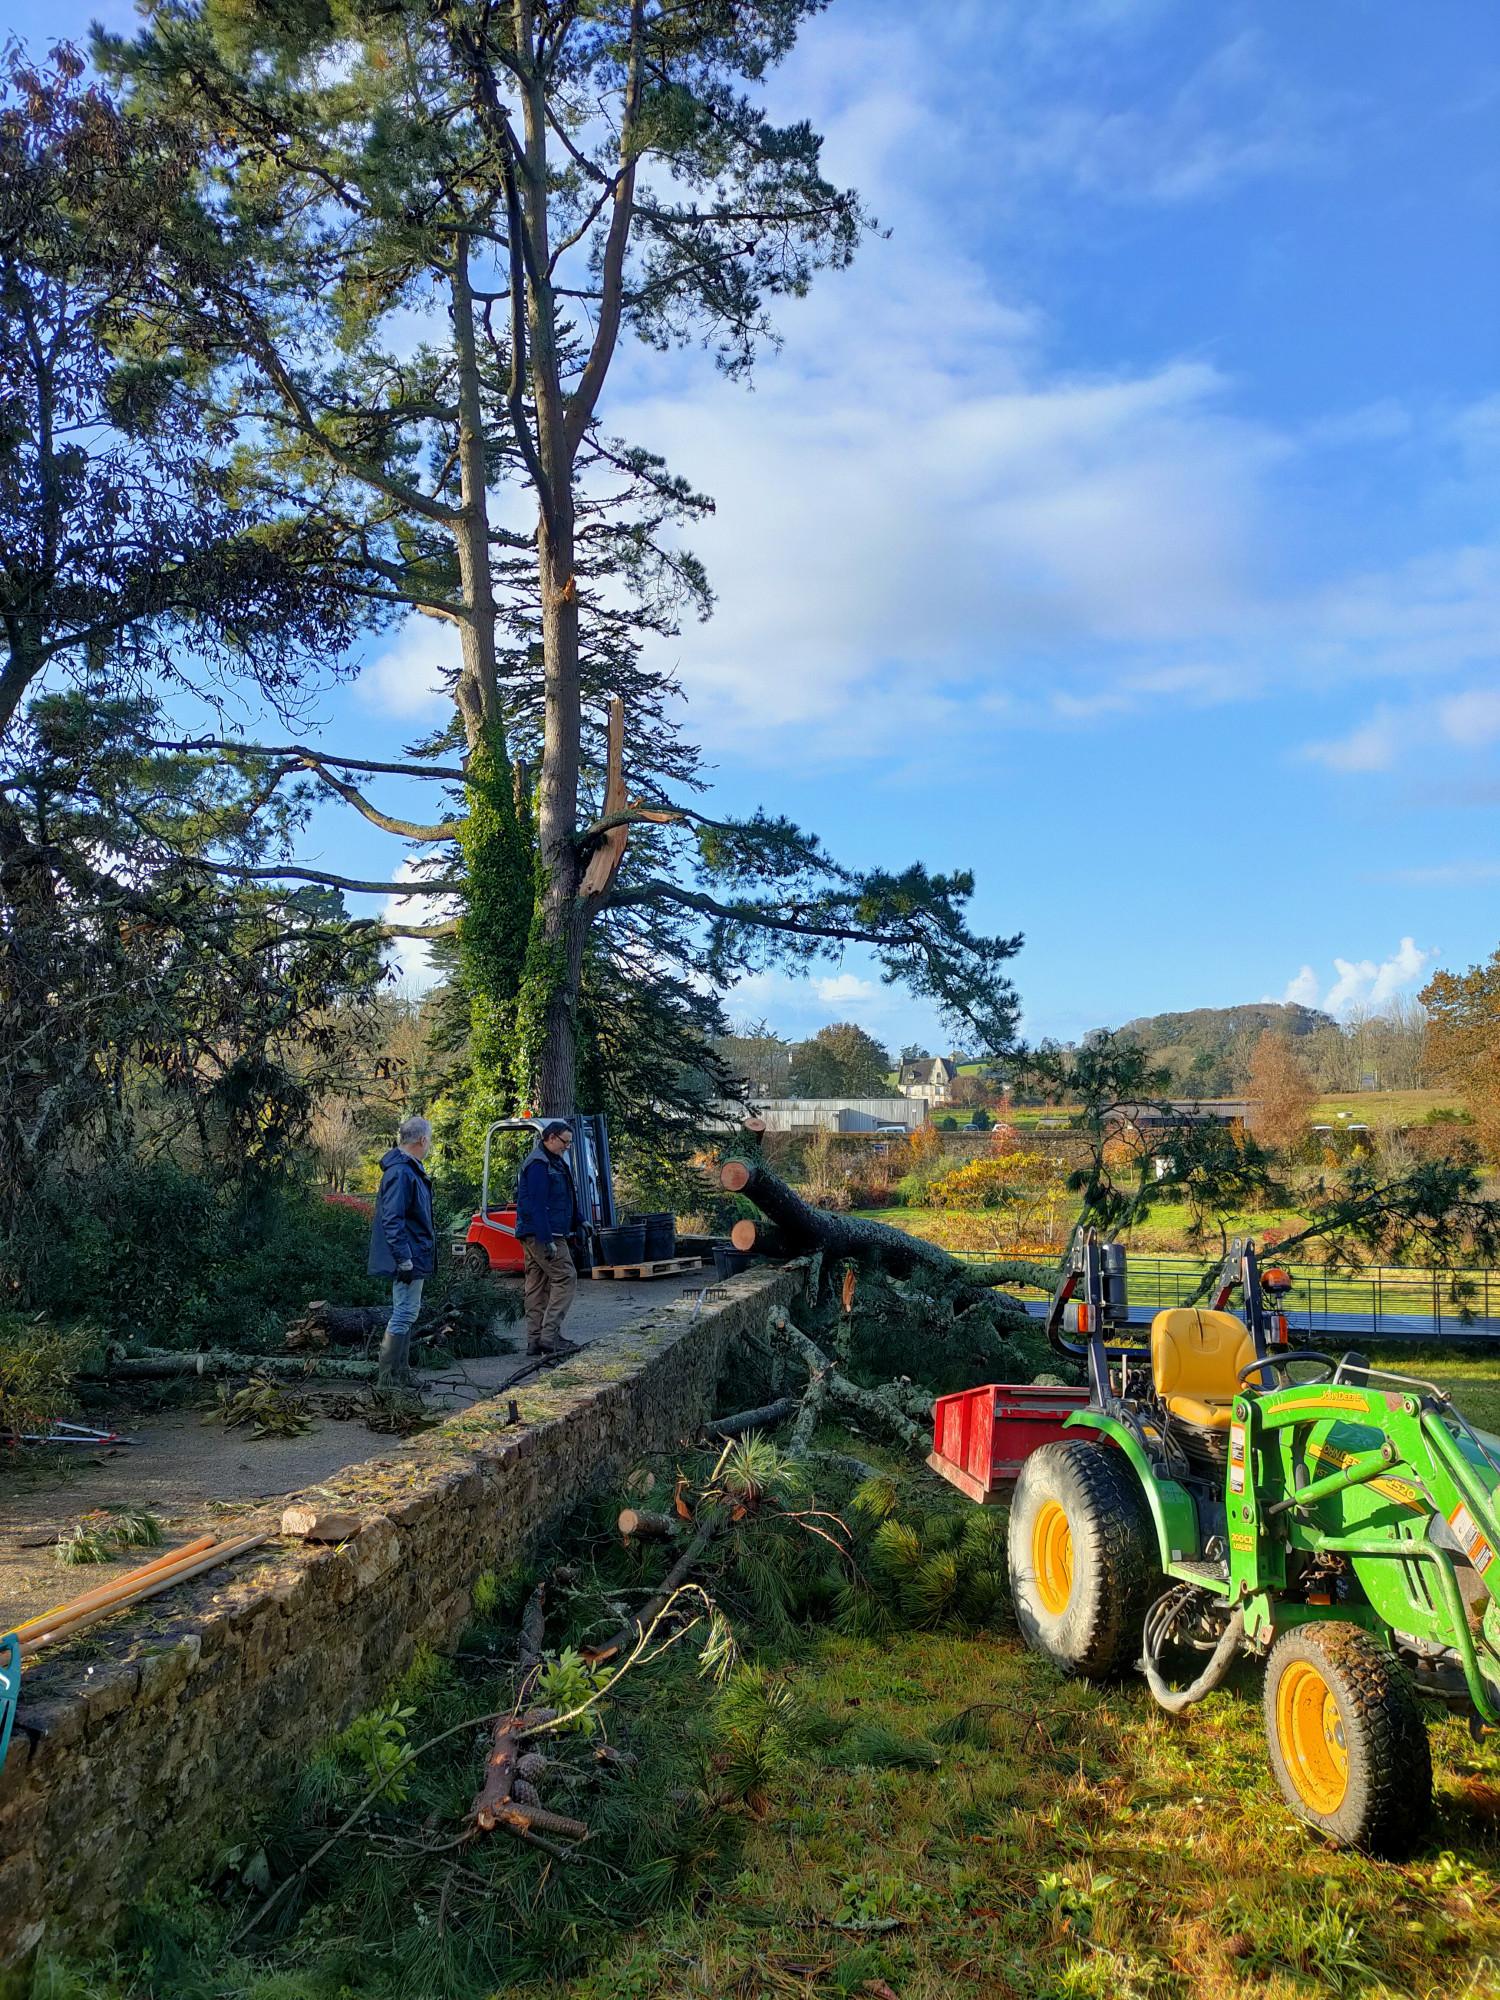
top-left (956, 1248), bottom-right (1500, 1339)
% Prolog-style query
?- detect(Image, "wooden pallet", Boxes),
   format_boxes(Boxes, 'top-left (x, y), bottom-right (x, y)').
top-left (589, 1255), bottom-right (704, 1281)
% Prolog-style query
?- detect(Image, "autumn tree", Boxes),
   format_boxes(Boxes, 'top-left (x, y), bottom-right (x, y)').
top-left (1422, 949), bottom-right (1500, 1158)
top-left (1247, 1030), bottom-right (1317, 1152)
top-left (788, 1023), bottom-right (892, 1098)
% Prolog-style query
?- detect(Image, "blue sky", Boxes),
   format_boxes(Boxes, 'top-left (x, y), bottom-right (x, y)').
top-left (11, 0), bottom-right (1500, 1050)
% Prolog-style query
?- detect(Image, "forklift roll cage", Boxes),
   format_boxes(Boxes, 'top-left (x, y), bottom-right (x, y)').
top-left (476, 1114), bottom-right (619, 1259)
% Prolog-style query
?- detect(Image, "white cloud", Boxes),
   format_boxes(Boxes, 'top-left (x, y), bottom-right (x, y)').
top-left (379, 854), bottom-right (458, 989)
top-left (1299, 711), bottom-right (1403, 773)
top-left (1297, 681), bottom-right (1500, 774)
top-left (358, 618), bottom-right (458, 719)
top-left (1439, 688), bottom-right (1500, 746)
top-left (1387, 860), bottom-right (1500, 887)
top-left (1280, 937), bottom-right (1437, 1018)
top-left (814, 972), bottom-right (878, 1005)
top-left (1306, 400), bottom-right (1414, 449)
top-left (999, 31), bottom-right (1331, 205)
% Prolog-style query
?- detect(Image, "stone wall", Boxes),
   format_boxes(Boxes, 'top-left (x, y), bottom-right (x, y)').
top-left (0, 1265), bottom-right (805, 1967)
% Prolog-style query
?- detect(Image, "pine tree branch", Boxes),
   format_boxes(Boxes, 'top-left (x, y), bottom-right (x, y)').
top-left (186, 860), bottom-right (462, 896)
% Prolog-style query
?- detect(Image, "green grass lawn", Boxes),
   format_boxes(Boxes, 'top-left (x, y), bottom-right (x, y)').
top-left (548, 1628), bottom-right (1500, 2000)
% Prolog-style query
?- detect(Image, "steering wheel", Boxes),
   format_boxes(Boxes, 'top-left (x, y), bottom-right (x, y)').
top-left (1237, 1350), bottom-right (1339, 1390)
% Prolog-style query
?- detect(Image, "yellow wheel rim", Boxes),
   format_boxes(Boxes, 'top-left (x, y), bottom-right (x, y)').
top-left (1276, 1658), bottom-right (1349, 1816)
top-left (1032, 1499), bottom-right (1074, 1616)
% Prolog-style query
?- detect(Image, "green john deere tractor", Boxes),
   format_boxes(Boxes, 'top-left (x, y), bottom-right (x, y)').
top-left (1007, 1230), bottom-right (1500, 1853)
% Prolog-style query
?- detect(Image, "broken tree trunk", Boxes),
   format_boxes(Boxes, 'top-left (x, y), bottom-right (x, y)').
top-left (768, 1306), bottom-right (931, 1455)
top-left (616, 1508), bottom-right (680, 1542)
top-left (88, 1349), bottom-right (382, 1382)
top-left (285, 1302), bottom-right (388, 1350)
top-left (702, 1395), bottom-right (798, 1440)
top-left (587, 1513), bottom-right (724, 1665)
top-left (718, 1160), bottom-right (1050, 1311)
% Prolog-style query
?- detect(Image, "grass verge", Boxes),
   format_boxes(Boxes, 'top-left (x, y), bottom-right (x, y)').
top-left (32, 1433), bottom-right (1500, 2000)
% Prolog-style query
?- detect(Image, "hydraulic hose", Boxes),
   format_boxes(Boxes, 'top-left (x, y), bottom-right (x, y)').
top-left (1143, 1593), bottom-right (1246, 1715)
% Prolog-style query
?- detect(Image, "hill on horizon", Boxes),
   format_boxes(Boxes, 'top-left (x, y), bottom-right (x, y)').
top-left (1089, 1001), bottom-right (1336, 1098)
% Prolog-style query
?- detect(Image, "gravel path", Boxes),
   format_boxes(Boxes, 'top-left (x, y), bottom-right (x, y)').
top-left (0, 1268), bottom-right (708, 1632)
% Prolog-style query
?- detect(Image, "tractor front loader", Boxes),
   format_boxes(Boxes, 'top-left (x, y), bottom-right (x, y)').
top-left (966, 1231), bottom-right (1500, 1852)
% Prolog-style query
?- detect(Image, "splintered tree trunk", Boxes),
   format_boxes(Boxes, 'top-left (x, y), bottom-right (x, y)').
top-left (719, 1159), bottom-right (1050, 1307)
top-left (450, 240), bottom-right (502, 752)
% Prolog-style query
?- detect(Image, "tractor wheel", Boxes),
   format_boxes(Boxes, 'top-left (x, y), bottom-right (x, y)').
top-left (1263, 1622), bottom-right (1431, 1854)
top-left (1007, 1440), bottom-right (1160, 1680)
top-left (463, 1244), bottom-right (492, 1280)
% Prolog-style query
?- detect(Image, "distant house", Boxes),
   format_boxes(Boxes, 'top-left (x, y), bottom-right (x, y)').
top-left (898, 1055), bottom-right (958, 1105)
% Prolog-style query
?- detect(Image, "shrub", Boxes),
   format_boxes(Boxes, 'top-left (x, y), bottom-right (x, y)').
top-left (4, 1166), bottom-right (384, 1349)
top-left (924, 1154), bottom-right (1069, 1247)
top-left (0, 1314), bottom-right (103, 1442)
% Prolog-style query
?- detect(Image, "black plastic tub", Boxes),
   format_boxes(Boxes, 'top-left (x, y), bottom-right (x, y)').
top-left (629, 1211), bottom-right (677, 1261)
top-left (713, 1242), bottom-right (753, 1280)
top-left (599, 1223), bottom-right (646, 1265)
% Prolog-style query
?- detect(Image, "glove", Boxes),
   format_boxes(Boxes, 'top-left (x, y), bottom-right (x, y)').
top-left (396, 1261), bottom-right (415, 1282)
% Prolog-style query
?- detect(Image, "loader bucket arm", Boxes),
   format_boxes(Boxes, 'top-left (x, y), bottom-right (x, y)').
top-left (1231, 1368), bottom-right (1500, 1722)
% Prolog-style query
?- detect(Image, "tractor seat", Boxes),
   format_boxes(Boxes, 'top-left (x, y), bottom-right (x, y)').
top-left (1150, 1308), bottom-right (1257, 1433)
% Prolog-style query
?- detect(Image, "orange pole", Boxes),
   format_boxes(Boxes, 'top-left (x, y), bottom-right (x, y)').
top-left (13, 1535), bottom-right (218, 1639)
top-left (19, 1533), bottom-right (270, 1653)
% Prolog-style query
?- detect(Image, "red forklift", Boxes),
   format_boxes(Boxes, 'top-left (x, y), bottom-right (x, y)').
top-left (454, 1114), bottom-right (618, 1277)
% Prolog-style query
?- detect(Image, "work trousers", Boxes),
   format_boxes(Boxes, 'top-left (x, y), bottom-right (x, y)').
top-left (378, 1275), bottom-right (425, 1380)
top-left (522, 1236), bottom-right (578, 1349)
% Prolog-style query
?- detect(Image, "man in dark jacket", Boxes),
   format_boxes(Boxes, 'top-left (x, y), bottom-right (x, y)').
top-left (515, 1120), bottom-right (582, 1355)
top-left (367, 1114), bottom-right (436, 1387)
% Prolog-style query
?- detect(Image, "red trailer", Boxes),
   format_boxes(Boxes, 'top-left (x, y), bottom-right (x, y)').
top-left (927, 1382), bottom-right (1090, 1504)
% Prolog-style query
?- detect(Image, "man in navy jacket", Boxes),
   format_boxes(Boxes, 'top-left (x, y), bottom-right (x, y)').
top-left (515, 1121), bottom-right (582, 1354)
top-left (368, 1113), bottom-right (436, 1386)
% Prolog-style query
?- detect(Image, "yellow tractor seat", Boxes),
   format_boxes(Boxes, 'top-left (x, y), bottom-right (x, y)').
top-left (1150, 1308), bottom-right (1258, 1432)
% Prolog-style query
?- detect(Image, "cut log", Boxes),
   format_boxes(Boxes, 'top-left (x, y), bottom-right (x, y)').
top-left (702, 1396), bottom-right (797, 1440)
top-left (280, 1506), bottom-right (363, 1542)
top-left (285, 1302), bottom-right (388, 1350)
top-left (617, 1508), bottom-right (679, 1542)
top-left (88, 1349), bottom-right (382, 1383)
top-left (729, 1219), bottom-right (757, 1252)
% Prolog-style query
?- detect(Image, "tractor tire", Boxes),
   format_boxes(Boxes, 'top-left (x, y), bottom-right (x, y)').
top-left (1007, 1440), bottom-right (1160, 1681)
top-left (1263, 1621), bottom-right (1431, 1854)
top-left (463, 1244), bottom-right (492, 1280)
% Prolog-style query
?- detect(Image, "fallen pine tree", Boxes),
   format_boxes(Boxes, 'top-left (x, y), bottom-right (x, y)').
top-left (718, 1157), bottom-right (1054, 1307)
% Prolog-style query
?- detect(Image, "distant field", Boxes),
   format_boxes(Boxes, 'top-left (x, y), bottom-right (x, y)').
top-left (1311, 1089), bottom-right (1463, 1127)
